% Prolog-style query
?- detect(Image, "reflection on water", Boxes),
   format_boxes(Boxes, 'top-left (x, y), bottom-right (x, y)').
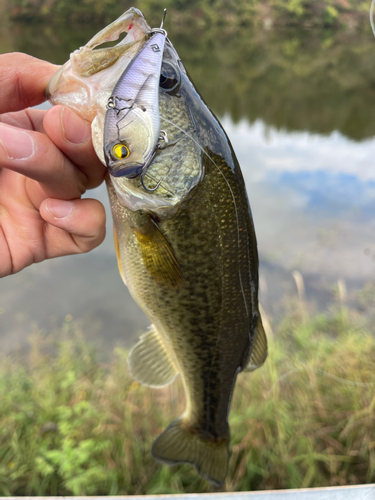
top-left (227, 117), bottom-right (375, 311)
top-left (0, 17), bottom-right (374, 354)
top-left (4, 19), bottom-right (375, 140)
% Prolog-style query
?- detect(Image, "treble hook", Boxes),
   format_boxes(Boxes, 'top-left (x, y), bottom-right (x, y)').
top-left (140, 130), bottom-right (168, 192)
top-left (107, 96), bottom-right (115, 109)
top-left (158, 130), bottom-right (169, 150)
top-left (141, 170), bottom-right (161, 192)
top-left (150, 9), bottom-right (167, 36)
top-left (160, 9), bottom-right (167, 30)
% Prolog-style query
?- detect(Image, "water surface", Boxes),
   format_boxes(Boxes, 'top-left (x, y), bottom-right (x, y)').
top-left (0, 17), bottom-right (374, 355)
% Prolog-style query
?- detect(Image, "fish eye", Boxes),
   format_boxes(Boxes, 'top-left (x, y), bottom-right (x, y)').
top-left (160, 61), bottom-right (180, 93)
top-left (113, 143), bottom-right (130, 159)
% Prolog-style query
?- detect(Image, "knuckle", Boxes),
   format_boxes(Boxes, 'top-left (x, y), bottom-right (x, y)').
top-left (78, 232), bottom-right (105, 253)
top-left (74, 202), bottom-right (106, 253)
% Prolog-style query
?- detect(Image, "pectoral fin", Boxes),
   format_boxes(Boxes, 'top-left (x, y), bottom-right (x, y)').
top-left (133, 218), bottom-right (184, 291)
top-left (243, 315), bottom-right (268, 372)
top-left (113, 228), bottom-right (126, 285)
top-left (128, 325), bottom-right (178, 388)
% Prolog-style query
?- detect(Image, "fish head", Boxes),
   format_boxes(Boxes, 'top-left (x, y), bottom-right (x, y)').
top-left (107, 37), bottom-right (208, 216)
top-left (46, 10), bottom-right (218, 218)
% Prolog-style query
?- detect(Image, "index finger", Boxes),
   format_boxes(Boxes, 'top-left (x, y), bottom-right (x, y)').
top-left (0, 52), bottom-right (59, 114)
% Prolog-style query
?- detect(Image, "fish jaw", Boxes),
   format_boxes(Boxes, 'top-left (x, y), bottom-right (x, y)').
top-left (46, 8), bottom-right (150, 122)
top-left (83, 7), bottom-right (147, 51)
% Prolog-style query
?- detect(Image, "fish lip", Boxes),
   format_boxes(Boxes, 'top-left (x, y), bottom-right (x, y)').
top-left (108, 164), bottom-right (143, 178)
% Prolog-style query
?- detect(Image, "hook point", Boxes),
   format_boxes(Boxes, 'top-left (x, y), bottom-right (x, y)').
top-left (160, 8), bottom-right (167, 29)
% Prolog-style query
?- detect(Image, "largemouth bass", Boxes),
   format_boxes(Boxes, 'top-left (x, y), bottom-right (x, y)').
top-left (47, 8), bottom-right (267, 487)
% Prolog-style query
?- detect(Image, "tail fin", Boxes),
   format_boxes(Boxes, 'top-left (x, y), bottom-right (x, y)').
top-left (151, 417), bottom-right (229, 487)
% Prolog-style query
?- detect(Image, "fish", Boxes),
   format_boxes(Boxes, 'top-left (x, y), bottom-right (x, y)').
top-left (47, 8), bottom-right (268, 487)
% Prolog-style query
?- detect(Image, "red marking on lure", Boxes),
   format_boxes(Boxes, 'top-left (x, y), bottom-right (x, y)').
top-left (128, 23), bottom-right (133, 30)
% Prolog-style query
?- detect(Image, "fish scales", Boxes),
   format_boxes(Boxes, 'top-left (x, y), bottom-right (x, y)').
top-left (107, 50), bottom-right (267, 480)
top-left (107, 143), bottom-right (261, 485)
top-left (46, 7), bottom-right (267, 487)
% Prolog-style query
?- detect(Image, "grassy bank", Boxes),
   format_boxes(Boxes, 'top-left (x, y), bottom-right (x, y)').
top-left (4, 0), bottom-right (374, 33)
top-left (1, 300), bottom-right (374, 495)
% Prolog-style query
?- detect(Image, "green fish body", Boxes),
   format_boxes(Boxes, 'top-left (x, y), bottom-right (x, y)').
top-left (108, 39), bottom-right (267, 487)
top-left (47, 9), bottom-right (267, 486)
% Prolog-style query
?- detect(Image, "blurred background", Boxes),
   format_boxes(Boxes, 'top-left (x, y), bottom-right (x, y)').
top-left (0, 0), bottom-right (375, 494)
top-left (1, 0), bottom-right (374, 356)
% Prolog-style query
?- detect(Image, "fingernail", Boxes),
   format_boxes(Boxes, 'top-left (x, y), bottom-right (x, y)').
top-left (46, 199), bottom-right (74, 219)
top-left (0, 124), bottom-right (34, 160)
top-left (61, 107), bottom-right (91, 144)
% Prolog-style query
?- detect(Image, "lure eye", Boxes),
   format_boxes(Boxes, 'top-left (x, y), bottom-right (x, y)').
top-left (160, 61), bottom-right (180, 93)
top-left (113, 144), bottom-right (130, 159)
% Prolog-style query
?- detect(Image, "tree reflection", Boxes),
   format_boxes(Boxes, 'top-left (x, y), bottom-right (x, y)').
top-left (2, 19), bottom-right (375, 141)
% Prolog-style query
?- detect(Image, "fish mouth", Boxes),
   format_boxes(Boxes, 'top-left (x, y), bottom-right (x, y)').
top-left (109, 164), bottom-right (143, 178)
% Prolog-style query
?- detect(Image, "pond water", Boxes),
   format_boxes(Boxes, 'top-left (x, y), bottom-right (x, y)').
top-left (0, 17), bottom-right (374, 356)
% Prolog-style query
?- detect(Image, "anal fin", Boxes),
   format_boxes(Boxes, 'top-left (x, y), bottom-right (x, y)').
top-left (243, 315), bottom-right (268, 372)
top-left (128, 325), bottom-right (178, 388)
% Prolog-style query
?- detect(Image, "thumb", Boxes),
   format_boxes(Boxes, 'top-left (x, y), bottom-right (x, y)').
top-left (39, 197), bottom-right (106, 256)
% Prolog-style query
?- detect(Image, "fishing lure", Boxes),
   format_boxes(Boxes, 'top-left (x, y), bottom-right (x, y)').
top-left (103, 11), bottom-right (168, 183)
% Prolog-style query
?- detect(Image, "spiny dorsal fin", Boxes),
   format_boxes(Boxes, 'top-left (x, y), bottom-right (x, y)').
top-left (243, 315), bottom-right (268, 372)
top-left (128, 325), bottom-right (178, 388)
top-left (113, 227), bottom-right (126, 285)
top-left (133, 218), bottom-right (184, 291)
top-left (152, 417), bottom-right (229, 487)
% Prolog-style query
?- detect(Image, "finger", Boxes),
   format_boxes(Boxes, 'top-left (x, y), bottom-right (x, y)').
top-left (0, 108), bottom-right (46, 133)
top-left (0, 122), bottom-right (87, 201)
top-left (0, 53), bottom-right (58, 114)
top-left (43, 106), bottom-right (106, 189)
top-left (39, 198), bottom-right (106, 256)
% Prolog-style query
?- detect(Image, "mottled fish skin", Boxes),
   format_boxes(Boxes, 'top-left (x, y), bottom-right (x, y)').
top-left (45, 10), bottom-right (267, 486)
top-left (109, 149), bottom-right (259, 422)
top-left (109, 39), bottom-right (267, 486)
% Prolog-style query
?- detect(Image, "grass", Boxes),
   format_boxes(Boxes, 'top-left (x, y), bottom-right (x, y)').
top-left (0, 299), bottom-right (374, 495)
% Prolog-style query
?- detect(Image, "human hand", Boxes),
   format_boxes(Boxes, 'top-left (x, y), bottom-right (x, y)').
top-left (0, 52), bottom-right (107, 278)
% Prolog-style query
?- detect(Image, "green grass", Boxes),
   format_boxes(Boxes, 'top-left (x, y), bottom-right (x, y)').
top-left (0, 303), bottom-right (374, 495)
